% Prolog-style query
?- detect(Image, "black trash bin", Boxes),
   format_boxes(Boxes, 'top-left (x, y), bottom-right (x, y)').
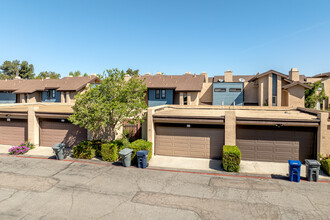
top-left (137, 150), bottom-right (149, 169)
top-left (52, 143), bottom-right (65, 160)
top-left (305, 159), bottom-right (321, 182)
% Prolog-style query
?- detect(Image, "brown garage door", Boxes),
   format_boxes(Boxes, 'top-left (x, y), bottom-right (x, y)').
top-left (237, 125), bottom-right (316, 163)
top-left (40, 119), bottom-right (87, 148)
top-left (0, 119), bottom-right (27, 146)
top-left (155, 124), bottom-right (224, 159)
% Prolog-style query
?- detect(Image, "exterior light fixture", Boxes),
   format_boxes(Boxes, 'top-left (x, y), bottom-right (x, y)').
top-left (187, 124), bottom-right (191, 128)
top-left (6, 115), bottom-right (10, 122)
top-left (7, 118), bottom-right (11, 122)
top-left (61, 119), bottom-right (65, 123)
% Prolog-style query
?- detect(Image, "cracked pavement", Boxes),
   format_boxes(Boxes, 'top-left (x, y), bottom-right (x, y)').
top-left (0, 156), bottom-right (329, 220)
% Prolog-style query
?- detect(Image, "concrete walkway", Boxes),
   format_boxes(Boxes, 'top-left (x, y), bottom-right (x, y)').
top-left (0, 145), bottom-right (54, 158)
top-left (149, 155), bottom-right (330, 180)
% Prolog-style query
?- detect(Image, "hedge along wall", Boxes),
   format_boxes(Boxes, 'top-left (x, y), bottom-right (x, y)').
top-left (222, 145), bottom-right (241, 172)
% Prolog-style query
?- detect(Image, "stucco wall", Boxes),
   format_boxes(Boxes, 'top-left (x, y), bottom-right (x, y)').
top-left (190, 92), bottom-right (199, 105)
top-left (288, 86), bottom-right (305, 108)
top-left (327, 125), bottom-right (330, 154)
top-left (0, 92), bottom-right (16, 103)
top-left (259, 77), bottom-right (268, 106)
top-left (213, 82), bottom-right (244, 106)
top-left (199, 82), bottom-right (213, 105)
top-left (243, 82), bottom-right (258, 105)
top-left (173, 92), bottom-right (180, 104)
top-left (148, 89), bottom-right (174, 107)
top-left (28, 92), bottom-right (41, 103)
top-left (281, 90), bottom-right (288, 106)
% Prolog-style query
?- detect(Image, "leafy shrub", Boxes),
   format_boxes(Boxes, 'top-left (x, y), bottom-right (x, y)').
top-left (101, 143), bottom-right (119, 162)
top-left (8, 145), bottom-right (30, 155)
top-left (319, 154), bottom-right (330, 176)
top-left (222, 145), bottom-right (241, 172)
top-left (129, 139), bottom-right (152, 163)
top-left (89, 140), bottom-right (106, 157)
top-left (73, 141), bottom-right (95, 159)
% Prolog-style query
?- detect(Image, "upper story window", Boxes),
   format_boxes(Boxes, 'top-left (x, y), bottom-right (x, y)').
top-left (229, 88), bottom-right (241, 92)
top-left (47, 89), bottom-right (56, 99)
top-left (214, 88), bottom-right (226, 92)
top-left (155, 89), bottom-right (160, 99)
top-left (161, 89), bottom-right (166, 99)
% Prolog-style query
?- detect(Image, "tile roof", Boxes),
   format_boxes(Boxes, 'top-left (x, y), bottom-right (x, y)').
top-left (311, 72), bottom-right (330, 78)
top-left (140, 74), bottom-right (205, 92)
top-left (248, 70), bottom-right (288, 82)
top-left (0, 76), bottom-right (99, 94)
top-left (282, 81), bottom-right (312, 90)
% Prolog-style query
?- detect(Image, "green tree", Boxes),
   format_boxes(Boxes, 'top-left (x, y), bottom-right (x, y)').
top-left (69, 70), bottom-right (88, 77)
top-left (36, 71), bottom-right (61, 79)
top-left (0, 60), bottom-right (34, 79)
top-left (69, 68), bottom-right (147, 140)
top-left (305, 80), bottom-right (328, 109)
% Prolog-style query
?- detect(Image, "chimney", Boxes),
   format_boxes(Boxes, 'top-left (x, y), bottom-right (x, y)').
top-left (68, 75), bottom-right (73, 77)
top-left (45, 77), bottom-right (50, 80)
top-left (145, 72), bottom-right (151, 76)
top-left (224, 70), bottom-right (233, 82)
top-left (200, 72), bottom-right (208, 83)
top-left (289, 68), bottom-right (299, 81)
top-left (185, 71), bottom-right (191, 75)
top-left (156, 72), bottom-right (162, 75)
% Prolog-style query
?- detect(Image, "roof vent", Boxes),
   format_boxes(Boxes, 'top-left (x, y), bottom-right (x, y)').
top-left (218, 79), bottom-right (224, 82)
top-left (145, 72), bottom-right (151, 76)
top-left (239, 78), bottom-right (245, 82)
top-left (156, 72), bottom-right (162, 75)
top-left (185, 72), bottom-right (191, 75)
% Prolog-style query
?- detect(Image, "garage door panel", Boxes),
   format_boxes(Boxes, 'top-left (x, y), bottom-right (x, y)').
top-left (40, 119), bottom-right (87, 148)
top-left (0, 119), bottom-right (27, 146)
top-left (155, 125), bottom-right (224, 159)
top-left (237, 126), bottom-right (316, 163)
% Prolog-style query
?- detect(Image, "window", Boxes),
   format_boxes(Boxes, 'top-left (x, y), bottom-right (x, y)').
top-left (183, 94), bottom-right (187, 105)
top-left (155, 89), bottom-right (160, 99)
top-left (229, 88), bottom-right (242, 92)
top-left (214, 88), bottom-right (226, 92)
top-left (47, 90), bottom-right (56, 99)
top-left (161, 89), bottom-right (166, 99)
top-left (272, 96), bottom-right (277, 106)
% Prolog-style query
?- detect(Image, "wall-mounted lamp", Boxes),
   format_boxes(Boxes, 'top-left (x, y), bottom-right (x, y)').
top-left (7, 118), bottom-right (11, 122)
top-left (275, 124), bottom-right (283, 128)
top-left (187, 124), bottom-right (191, 128)
top-left (61, 119), bottom-right (65, 123)
top-left (6, 114), bottom-right (10, 122)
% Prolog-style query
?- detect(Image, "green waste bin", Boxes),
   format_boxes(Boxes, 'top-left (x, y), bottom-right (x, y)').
top-left (119, 148), bottom-right (133, 167)
top-left (52, 143), bottom-right (65, 160)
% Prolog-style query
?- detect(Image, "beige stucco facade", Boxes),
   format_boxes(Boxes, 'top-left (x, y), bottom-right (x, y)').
top-left (255, 72), bottom-right (306, 108)
top-left (145, 105), bottom-right (329, 159)
top-left (287, 86), bottom-right (305, 108)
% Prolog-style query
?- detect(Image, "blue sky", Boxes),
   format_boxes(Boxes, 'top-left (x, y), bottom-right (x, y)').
top-left (0, 0), bottom-right (330, 77)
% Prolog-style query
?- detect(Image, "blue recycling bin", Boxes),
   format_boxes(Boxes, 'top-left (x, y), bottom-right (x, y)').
top-left (288, 160), bottom-right (301, 182)
top-left (137, 150), bottom-right (149, 168)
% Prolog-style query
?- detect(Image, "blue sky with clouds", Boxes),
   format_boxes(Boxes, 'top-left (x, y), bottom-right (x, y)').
top-left (1, 0), bottom-right (330, 77)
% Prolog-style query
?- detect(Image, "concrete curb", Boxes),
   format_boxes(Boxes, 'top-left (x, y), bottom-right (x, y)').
top-left (1, 153), bottom-right (329, 183)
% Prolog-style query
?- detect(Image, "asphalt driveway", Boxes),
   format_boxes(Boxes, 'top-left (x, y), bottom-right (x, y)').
top-left (0, 156), bottom-right (329, 220)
